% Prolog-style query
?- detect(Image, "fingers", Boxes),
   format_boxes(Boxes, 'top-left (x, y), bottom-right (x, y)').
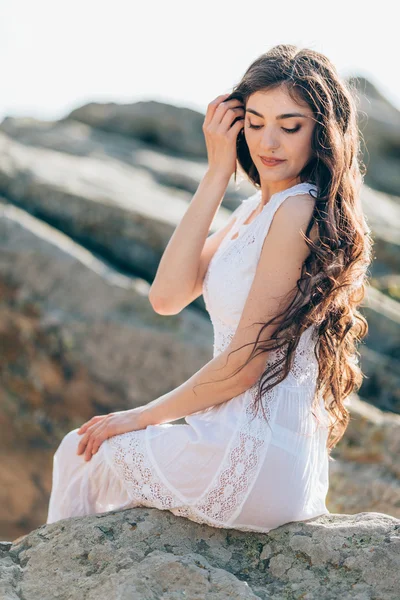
top-left (227, 115), bottom-right (246, 139)
top-left (203, 93), bottom-right (243, 129)
top-left (89, 422), bottom-right (109, 457)
top-left (214, 102), bottom-right (244, 130)
top-left (203, 93), bottom-right (230, 128)
top-left (84, 436), bottom-right (96, 462)
top-left (219, 105), bottom-right (245, 133)
top-left (77, 414), bottom-right (107, 435)
top-left (204, 97), bottom-right (244, 133)
top-left (76, 429), bottom-right (90, 456)
top-left (77, 420), bottom-right (106, 459)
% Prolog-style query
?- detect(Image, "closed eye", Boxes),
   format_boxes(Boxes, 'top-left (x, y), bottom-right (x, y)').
top-left (248, 123), bottom-right (301, 134)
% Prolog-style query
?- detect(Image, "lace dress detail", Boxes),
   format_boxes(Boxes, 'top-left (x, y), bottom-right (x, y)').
top-left (47, 181), bottom-right (331, 533)
top-left (105, 431), bottom-right (178, 511)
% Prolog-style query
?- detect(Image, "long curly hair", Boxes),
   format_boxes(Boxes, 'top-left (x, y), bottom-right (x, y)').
top-left (201, 44), bottom-right (374, 457)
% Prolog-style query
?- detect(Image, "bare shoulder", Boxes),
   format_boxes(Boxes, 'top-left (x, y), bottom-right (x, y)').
top-left (276, 191), bottom-right (316, 213)
top-left (273, 192), bottom-right (318, 244)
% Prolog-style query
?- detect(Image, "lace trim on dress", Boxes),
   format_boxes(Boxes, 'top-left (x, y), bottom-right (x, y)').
top-left (105, 432), bottom-right (179, 511)
top-left (173, 396), bottom-right (278, 526)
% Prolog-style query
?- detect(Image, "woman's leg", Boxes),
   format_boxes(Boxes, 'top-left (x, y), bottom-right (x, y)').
top-left (46, 428), bottom-right (135, 524)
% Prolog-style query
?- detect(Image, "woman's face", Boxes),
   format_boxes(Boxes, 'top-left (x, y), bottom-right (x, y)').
top-left (244, 85), bottom-right (316, 188)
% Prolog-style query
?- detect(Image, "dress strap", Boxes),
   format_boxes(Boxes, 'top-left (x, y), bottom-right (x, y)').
top-left (253, 182), bottom-right (318, 257)
top-left (218, 191), bottom-right (262, 251)
top-left (235, 191), bottom-right (262, 224)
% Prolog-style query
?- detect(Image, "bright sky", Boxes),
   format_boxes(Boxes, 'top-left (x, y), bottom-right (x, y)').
top-left (1, 0), bottom-right (398, 123)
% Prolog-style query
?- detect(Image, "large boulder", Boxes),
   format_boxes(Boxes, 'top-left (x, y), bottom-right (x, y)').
top-left (0, 202), bottom-right (212, 541)
top-left (0, 114), bottom-right (251, 202)
top-left (0, 129), bottom-right (246, 313)
top-left (327, 395), bottom-right (400, 519)
top-left (66, 99), bottom-right (208, 158)
top-left (1, 508), bottom-right (399, 599)
top-left (352, 76), bottom-right (400, 196)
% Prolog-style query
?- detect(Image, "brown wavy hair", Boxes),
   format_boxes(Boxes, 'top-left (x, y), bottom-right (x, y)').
top-left (197, 44), bottom-right (374, 458)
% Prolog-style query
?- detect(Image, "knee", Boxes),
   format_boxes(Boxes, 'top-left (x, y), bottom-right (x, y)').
top-left (55, 428), bottom-right (81, 457)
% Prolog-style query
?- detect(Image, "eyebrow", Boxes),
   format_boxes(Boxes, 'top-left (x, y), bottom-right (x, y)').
top-left (245, 108), bottom-right (308, 119)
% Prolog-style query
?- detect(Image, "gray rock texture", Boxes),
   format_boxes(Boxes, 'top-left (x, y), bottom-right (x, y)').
top-left (1, 508), bottom-right (399, 600)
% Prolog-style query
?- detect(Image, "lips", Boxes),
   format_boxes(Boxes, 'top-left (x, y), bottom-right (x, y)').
top-left (260, 156), bottom-right (284, 162)
top-left (260, 156), bottom-right (285, 165)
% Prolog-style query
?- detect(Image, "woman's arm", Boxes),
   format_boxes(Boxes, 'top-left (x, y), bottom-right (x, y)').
top-left (136, 342), bottom-right (256, 428)
top-left (149, 169), bottom-right (230, 313)
top-left (77, 341), bottom-right (255, 461)
top-left (149, 91), bottom-right (245, 314)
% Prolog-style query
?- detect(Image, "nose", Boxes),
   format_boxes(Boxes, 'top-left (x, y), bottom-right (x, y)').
top-left (259, 128), bottom-right (280, 152)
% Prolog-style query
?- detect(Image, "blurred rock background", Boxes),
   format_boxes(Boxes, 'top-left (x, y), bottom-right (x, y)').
top-left (0, 76), bottom-right (399, 541)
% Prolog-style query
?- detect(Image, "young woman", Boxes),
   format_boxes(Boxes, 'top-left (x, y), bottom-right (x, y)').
top-left (46, 44), bottom-right (373, 533)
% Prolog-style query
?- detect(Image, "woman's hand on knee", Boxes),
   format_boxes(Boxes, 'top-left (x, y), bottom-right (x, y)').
top-left (76, 409), bottom-right (146, 461)
top-left (77, 415), bottom-right (108, 436)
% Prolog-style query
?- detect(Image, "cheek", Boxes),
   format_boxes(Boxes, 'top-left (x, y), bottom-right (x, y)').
top-left (301, 128), bottom-right (314, 149)
top-left (292, 132), bottom-right (313, 156)
top-left (301, 134), bottom-right (314, 158)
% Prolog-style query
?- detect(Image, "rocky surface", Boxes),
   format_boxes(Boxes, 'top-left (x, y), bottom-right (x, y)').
top-left (0, 202), bottom-right (212, 540)
top-left (66, 99), bottom-right (208, 158)
top-left (353, 76), bottom-right (400, 196)
top-left (1, 508), bottom-right (399, 600)
top-left (0, 127), bottom-right (249, 313)
top-left (361, 287), bottom-right (400, 414)
top-left (327, 396), bottom-right (400, 519)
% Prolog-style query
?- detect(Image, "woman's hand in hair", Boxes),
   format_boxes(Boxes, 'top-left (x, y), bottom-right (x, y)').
top-left (202, 93), bottom-right (245, 180)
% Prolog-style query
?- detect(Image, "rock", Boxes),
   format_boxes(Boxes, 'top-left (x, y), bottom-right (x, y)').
top-left (360, 184), bottom-right (400, 275)
top-left (351, 76), bottom-right (400, 196)
top-left (0, 129), bottom-right (247, 310)
top-left (0, 114), bottom-right (251, 204)
top-left (329, 395), bottom-right (400, 519)
top-left (65, 99), bottom-right (208, 158)
top-left (0, 202), bottom-right (212, 541)
top-left (361, 286), bottom-right (400, 413)
top-left (1, 508), bottom-right (399, 599)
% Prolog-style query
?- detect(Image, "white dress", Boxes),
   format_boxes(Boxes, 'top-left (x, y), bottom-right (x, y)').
top-left (46, 181), bottom-right (331, 533)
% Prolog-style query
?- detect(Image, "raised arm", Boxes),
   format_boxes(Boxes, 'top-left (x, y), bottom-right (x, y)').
top-left (149, 170), bottom-right (232, 314)
top-left (149, 92), bottom-right (245, 314)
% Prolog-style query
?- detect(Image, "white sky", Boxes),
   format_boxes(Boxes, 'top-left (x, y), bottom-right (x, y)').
top-left (1, 0), bottom-right (398, 123)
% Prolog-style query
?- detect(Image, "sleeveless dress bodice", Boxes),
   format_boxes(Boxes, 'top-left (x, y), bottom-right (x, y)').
top-left (203, 183), bottom-right (321, 384)
top-left (47, 181), bottom-right (331, 534)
